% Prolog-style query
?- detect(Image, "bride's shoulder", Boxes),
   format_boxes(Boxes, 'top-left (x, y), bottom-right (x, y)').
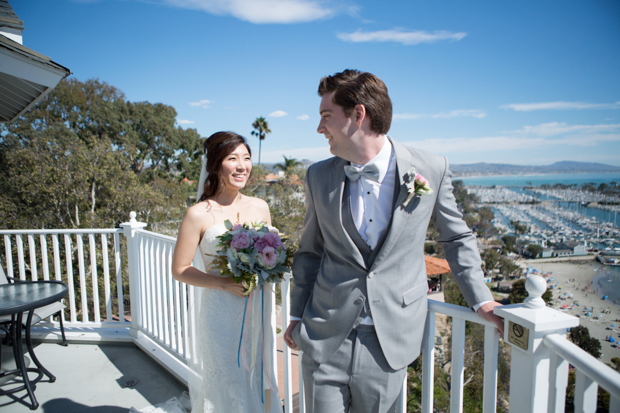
top-left (184, 201), bottom-right (216, 227)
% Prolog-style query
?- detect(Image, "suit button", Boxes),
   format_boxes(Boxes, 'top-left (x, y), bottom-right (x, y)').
top-left (368, 272), bottom-right (374, 278)
top-left (354, 298), bottom-right (363, 305)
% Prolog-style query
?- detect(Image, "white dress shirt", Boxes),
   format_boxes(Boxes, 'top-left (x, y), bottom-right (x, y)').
top-left (349, 138), bottom-right (396, 250)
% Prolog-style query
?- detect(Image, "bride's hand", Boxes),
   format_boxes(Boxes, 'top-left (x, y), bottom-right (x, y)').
top-left (208, 272), bottom-right (245, 297)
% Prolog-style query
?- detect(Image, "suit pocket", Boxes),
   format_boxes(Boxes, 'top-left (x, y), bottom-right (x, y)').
top-left (402, 283), bottom-right (428, 306)
top-left (314, 279), bottom-right (331, 294)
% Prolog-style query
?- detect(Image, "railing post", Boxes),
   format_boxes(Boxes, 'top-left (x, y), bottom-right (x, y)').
top-left (120, 211), bottom-right (147, 339)
top-left (494, 275), bottom-right (579, 413)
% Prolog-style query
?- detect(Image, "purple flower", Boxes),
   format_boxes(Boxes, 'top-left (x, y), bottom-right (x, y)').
top-left (254, 238), bottom-right (269, 253)
top-left (231, 232), bottom-right (251, 250)
top-left (263, 232), bottom-right (282, 248)
top-left (232, 224), bottom-right (243, 231)
top-left (262, 246), bottom-right (278, 267)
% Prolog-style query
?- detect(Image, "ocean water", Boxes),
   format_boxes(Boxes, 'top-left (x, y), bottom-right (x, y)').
top-left (458, 172), bottom-right (620, 187)
top-left (592, 265), bottom-right (620, 307)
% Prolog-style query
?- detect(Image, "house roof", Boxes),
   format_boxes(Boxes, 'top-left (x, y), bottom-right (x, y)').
top-left (0, 0), bottom-right (23, 32)
top-left (0, 1), bottom-right (70, 123)
top-left (0, 33), bottom-right (70, 122)
top-left (425, 256), bottom-right (451, 276)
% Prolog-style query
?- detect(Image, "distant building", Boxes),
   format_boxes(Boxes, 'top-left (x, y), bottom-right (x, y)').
top-left (552, 241), bottom-right (587, 257)
top-left (541, 248), bottom-right (553, 258)
top-left (497, 281), bottom-right (513, 293)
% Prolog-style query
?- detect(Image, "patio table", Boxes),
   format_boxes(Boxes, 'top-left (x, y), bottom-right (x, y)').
top-left (0, 280), bottom-right (68, 410)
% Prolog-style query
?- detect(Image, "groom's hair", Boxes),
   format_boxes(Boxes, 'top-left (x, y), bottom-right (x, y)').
top-left (318, 69), bottom-right (392, 134)
top-left (199, 131), bottom-right (251, 202)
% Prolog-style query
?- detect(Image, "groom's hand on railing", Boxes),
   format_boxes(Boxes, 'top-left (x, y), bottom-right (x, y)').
top-left (284, 321), bottom-right (300, 350)
top-left (477, 301), bottom-right (505, 336)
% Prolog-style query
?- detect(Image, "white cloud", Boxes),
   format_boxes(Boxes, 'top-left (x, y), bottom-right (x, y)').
top-left (269, 110), bottom-right (288, 117)
top-left (336, 29), bottom-right (467, 45)
top-left (297, 114), bottom-right (309, 120)
top-left (177, 119), bottom-right (195, 124)
top-left (515, 122), bottom-right (620, 137)
top-left (402, 131), bottom-right (620, 155)
top-left (189, 99), bottom-right (213, 108)
top-left (161, 0), bottom-right (333, 24)
top-left (393, 109), bottom-right (486, 120)
top-left (501, 101), bottom-right (620, 112)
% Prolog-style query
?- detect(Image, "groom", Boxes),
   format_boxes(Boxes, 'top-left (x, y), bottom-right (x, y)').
top-left (284, 69), bottom-right (504, 413)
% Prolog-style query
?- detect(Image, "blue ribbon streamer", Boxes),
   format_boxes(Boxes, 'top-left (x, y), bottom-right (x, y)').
top-left (236, 288), bottom-right (266, 405)
top-left (238, 294), bottom-right (249, 368)
top-left (261, 287), bottom-right (264, 404)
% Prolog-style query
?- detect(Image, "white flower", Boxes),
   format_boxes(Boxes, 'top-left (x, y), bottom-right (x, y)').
top-left (238, 253), bottom-right (250, 264)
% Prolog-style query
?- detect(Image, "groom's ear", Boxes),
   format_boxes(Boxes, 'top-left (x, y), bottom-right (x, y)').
top-left (354, 104), bottom-right (366, 127)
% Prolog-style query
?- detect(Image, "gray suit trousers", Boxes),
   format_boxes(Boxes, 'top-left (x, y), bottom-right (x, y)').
top-left (301, 325), bottom-right (407, 413)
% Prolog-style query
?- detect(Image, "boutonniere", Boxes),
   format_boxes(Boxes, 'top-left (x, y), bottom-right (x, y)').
top-left (403, 167), bottom-right (433, 207)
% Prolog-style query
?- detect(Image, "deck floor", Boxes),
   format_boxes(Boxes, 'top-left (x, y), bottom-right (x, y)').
top-left (0, 341), bottom-right (187, 412)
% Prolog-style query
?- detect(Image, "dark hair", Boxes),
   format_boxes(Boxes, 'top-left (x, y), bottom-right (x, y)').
top-left (318, 69), bottom-right (392, 134)
top-left (198, 131), bottom-right (251, 202)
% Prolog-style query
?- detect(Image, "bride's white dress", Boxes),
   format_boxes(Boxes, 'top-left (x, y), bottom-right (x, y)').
top-left (191, 224), bottom-right (282, 413)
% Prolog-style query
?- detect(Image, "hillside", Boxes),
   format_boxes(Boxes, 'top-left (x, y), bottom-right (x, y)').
top-left (451, 161), bottom-right (620, 177)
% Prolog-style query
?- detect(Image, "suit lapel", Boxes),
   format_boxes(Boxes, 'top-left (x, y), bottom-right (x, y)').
top-left (329, 157), bottom-right (366, 269)
top-left (369, 138), bottom-right (417, 271)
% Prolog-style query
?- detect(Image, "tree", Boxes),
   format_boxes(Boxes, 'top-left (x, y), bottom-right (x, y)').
top-left (251, 117), bottom-right (271, 165)
top-left (526, 244), bottom-right (543, 258)
top-left (273, 155), bottom-right (303, 176)
top-left (483, 249), bottom-right (501, 273)
top-left (499, 257), bottom-right (523, 279)
top-left (568, 326), bottom-right (602, 359)
top-left (508, 279), bottom-right (553, 304)
top-left (509, 220), bottom-right (529, 252)
top-left (501, 235), bottom-right (516, 253)
top-left (0, 78), bottom-right (200, 229)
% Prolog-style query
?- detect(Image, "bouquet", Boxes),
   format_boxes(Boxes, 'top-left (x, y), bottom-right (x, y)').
top-left (208, 220), bottom-right (294, 295)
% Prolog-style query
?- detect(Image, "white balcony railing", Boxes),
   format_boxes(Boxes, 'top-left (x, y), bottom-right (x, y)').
top-left (1, 213), bottom-right (619, 413)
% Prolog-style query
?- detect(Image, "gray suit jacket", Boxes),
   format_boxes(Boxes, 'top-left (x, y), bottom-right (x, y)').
top-left (290, 138), bottom-right (494, 370)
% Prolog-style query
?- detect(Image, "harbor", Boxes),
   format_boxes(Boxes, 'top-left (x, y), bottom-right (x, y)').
top-left (467, 185), bottom-right (620, 251)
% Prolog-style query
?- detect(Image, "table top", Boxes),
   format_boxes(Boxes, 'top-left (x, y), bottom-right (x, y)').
top-left (0, 281), bottom-right (68, 316)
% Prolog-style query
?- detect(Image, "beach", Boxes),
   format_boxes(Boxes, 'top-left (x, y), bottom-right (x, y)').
top-left (523, 257), bottom-right (620, 366)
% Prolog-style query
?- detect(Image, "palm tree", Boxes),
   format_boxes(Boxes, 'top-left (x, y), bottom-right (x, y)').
top-left (273, 155), bottom-right (303, 176)
top-left (251, 117), bottom-right (271, 165)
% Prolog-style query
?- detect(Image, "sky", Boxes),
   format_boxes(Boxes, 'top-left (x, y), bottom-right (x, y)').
top-left (11, 0), bottom-right (620, 166)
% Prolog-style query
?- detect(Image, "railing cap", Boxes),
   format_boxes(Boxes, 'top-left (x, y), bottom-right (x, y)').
top-left (120, 211), bottom-right (147, 231)
top-left (494, 304), bottom-right (580, 333)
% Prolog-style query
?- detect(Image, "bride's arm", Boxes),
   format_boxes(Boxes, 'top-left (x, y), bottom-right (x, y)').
top-left (171, 206), bottom-right (245, 297)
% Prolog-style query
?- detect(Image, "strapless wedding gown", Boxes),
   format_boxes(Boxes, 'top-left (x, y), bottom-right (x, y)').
top-left (190, 224), bottom-right (282, 413)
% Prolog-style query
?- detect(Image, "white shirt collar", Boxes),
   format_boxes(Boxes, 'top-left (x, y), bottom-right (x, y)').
top-left (351, 137), bottom-right (393, 183)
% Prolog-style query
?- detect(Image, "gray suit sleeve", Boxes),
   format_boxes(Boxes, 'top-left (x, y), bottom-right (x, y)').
top-left (290, 168), bottom-right (324, 318)
top-left (432, 158), bottom-right (494, 308)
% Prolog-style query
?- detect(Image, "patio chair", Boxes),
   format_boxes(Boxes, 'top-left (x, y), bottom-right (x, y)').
top-left (0, 265), bottom-right (68, 346)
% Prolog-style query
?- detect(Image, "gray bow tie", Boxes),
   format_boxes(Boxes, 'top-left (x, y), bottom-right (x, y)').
top-left (344, 163), bottom-right (380, 182)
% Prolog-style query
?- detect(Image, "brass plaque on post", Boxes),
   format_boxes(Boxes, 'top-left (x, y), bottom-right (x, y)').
top-left (508, 321), bottom-right (529, 350)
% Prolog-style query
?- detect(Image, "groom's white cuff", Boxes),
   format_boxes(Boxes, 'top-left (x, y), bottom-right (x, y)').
top-left (290, 316), bottom-right (301, 321)
top-left (473, 301), bottom-right (491, 312)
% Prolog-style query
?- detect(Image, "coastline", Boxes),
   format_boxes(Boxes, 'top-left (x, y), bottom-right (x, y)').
top-left (522, 258), bottom-right (620, 366)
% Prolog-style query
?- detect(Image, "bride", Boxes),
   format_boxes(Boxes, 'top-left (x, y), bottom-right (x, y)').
top-left (171, 131), bottom-right (282, 413)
